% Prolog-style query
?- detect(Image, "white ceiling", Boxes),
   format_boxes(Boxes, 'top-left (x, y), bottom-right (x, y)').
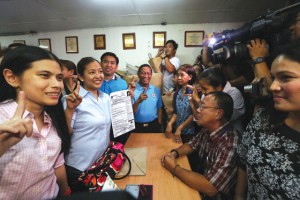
top-left (0, 0), bottom-right (288, 35)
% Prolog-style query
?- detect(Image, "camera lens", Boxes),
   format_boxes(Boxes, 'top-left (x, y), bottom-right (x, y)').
top-left (233, 43), bottom-right (249, 59)
top-left (211, 53), bottom-right (224, 65)
top-left (244, 85), bottom-right (253, 94)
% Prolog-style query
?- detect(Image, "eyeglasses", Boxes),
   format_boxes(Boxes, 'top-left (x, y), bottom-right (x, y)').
top-left (199, 104), bottom-right (220, 111)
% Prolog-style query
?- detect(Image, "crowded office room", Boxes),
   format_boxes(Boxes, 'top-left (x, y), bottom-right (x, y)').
top-left (1, 0), bottom-right (300, 199)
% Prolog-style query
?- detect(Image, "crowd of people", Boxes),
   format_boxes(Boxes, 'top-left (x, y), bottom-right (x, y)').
top-left (0, 8), bottom-right (299, 200)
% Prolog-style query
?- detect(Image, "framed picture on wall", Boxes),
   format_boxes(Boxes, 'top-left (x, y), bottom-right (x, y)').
top-left (13, 40), bottom-right (26, 45)
top-left (153, 32), bottom-right (166, 48)
top-left (65, 36), bottom-right (78, 53)
top-left (122, 33), bottom-right (136, 50)
top-left (38, 38), bottom-right (52, 52)
top-left (94, 34), bottom-right (106, 50)
top-left (184, 31), bottom-right (205, 47)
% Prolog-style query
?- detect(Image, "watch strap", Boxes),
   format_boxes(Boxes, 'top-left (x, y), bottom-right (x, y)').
top-left (252, 57), bottom-right (265, 64)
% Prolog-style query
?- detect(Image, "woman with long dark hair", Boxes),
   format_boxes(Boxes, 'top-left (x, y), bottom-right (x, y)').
top-left (0, 46), bottom-right (70, 199)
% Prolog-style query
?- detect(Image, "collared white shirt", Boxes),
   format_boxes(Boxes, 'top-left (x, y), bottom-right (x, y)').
top-left (62, 86), bottom-right (111, 171)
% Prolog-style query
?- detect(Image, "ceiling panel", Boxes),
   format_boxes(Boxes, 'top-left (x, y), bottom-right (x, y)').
top-left (0, 0), bottom-right (291, 35)
top-left (70, 15), bottom-right (142, 29)
top-left (0, 0), bottom-right (61, 23)
top-left (40, 0), bottom-right (136, 19)
top-left (133, 0), bottom-right (225, 13)
top-left (0, 20), bottom-right (77, 34)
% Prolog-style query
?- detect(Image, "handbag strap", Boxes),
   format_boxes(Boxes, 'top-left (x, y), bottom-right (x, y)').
top-left (87, 147), bottom-right (119, 173)
top-left (112, 150), bottom-right (132, 180)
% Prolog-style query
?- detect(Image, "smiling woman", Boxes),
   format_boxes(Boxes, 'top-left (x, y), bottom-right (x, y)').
top-left (235, 41), bottom-right (300, 199)
top-left (61, 57), bottom-right (113, 192)
top-left (0, 45), bottom-right (70, 199)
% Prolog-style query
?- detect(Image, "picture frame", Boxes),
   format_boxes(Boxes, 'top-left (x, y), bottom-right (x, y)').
top-left (153, 32), bottom-right (166, 48)
top-left (184, 31), bottom-right (205, 47)
top-left (38, 38), bottom-right (52, 52)
top-left (13, 40), bottom-right (26, 45)
top-left (65, 36), bottom-right (78, 53)
top-left (122, 33), bottom-right (136, 50)
top-left (94, 34), bottom-right (106, 50)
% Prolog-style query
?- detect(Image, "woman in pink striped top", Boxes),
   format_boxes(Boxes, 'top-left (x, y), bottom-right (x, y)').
top-left (0, 46), bottom-right (71, 199)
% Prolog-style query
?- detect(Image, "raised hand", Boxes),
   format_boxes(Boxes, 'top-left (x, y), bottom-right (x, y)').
top-left (156, 47), bottom-right (165, 57)
top-left (202, 34), bottom-right (210, 47)
top-left (187, 85), bottom-right (200, 106)
top-left (0, 91), bottom-right (33, 157)
top-left (247, 38), bottom-right (269, 59)
top-left (66, 81), bottom-right (82, 110)
top-left (128, 76), bottom-right (137, 98)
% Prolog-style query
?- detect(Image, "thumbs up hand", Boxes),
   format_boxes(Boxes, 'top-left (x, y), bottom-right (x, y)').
top-left (137, 87), bottom-right (148, 103)
top-left (0, 91), bottom-right (33, 157)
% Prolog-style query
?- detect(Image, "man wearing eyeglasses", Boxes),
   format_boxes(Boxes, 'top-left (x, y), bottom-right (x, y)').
top-left (100, 52), bottom-right (128, 95)
top-left (161, 91), bottom-right (239, 200)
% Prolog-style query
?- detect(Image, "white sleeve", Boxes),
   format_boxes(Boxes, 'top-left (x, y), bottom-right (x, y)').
top-left (170, 57), bottom-right (181, 69)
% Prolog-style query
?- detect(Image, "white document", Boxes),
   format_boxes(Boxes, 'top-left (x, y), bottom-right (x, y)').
top-left (110, 90), bottom-right (135, 138)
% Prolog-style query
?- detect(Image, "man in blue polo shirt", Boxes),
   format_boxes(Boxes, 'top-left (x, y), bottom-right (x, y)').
top-left (132, 64), bottom-right (163, 133)
top-left (100, 52), bottom-right (127, 95)
top-left (100, 52), bottom-right (130, 143)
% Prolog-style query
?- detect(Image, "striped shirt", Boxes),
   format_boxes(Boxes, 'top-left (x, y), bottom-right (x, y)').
top-left (188, 123), bottom-right (239, 195)
top-left (0, 100), bottom-right (64, 200)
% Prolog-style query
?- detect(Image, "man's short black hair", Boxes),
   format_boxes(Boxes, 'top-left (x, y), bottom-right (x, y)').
top-left (100, 52), bottom-right (119, 65)
top-left (166, 40), bottom-right (178, 50)
top-left (207, 91), bottom-right (233, 121)
top-left (199, 67), bottom-right (227, 88)
top-left (138, 64), bottom-right (152, 74)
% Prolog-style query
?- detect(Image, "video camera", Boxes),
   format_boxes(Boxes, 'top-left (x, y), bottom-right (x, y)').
top-left (209, 2), bottom-right (300, 65)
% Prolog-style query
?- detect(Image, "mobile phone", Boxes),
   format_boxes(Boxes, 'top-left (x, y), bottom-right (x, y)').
top-left (125, 184), bottom-right (139, 199)
top-left (125, 184), bottom-right (153, 200)
top-left (185, 87), bottom-right (193, 94)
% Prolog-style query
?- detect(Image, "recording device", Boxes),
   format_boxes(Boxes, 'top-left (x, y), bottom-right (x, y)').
top-left (125, 184), bottom-right (153, 200)
top-left (244, 77), bottom-right (270, 98)
top-left (209, 2), bottom-right (300, 64)
top-left (185, 87), bottom-right (193, 94)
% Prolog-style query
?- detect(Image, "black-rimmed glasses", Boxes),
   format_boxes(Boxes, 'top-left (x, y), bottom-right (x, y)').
top-left (199, 104), bottom-right (220, 111)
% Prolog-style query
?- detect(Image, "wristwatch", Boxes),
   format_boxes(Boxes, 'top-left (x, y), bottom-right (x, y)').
top-left (252, 57), bottom-right (265, 64)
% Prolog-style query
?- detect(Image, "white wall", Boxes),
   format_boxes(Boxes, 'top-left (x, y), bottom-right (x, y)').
top-left (0, 23), bottom-right (242, 71)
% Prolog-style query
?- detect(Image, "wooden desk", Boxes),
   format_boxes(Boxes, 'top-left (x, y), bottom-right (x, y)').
top-left (115, 133), bottom-right (201, 200)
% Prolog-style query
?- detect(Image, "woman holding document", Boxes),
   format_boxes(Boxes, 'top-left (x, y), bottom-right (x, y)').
top-left (62, 57), bottom-right (111, 192)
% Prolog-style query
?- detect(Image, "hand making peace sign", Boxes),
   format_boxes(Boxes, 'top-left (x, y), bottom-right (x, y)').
top-left (66, 81), bottom-right (83, 110)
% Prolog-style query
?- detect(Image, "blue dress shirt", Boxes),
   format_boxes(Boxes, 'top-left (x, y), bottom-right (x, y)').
top-left (62, 86), bottom-right (111, 171)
